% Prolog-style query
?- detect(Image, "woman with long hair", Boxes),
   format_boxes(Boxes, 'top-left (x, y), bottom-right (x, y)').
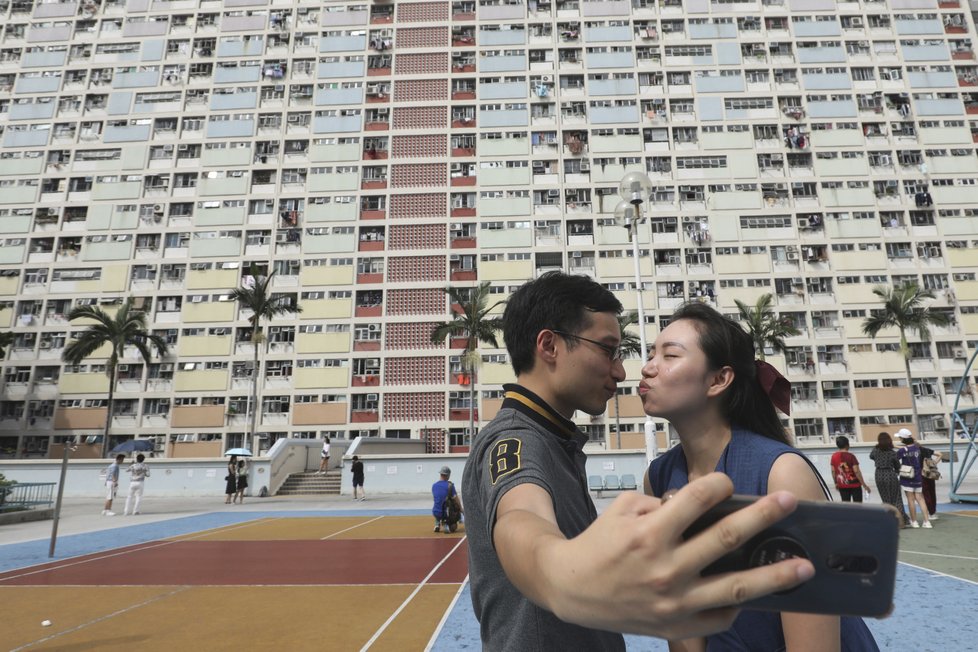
top-left (870, 431), bottom-right (909, 526)
top-left (641, 302), bottom-right (878, 651)
top-left (225, 455), bottom-right (238, 504)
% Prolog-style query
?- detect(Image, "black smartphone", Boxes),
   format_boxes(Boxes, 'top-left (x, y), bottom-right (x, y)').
top-left (683, 495), bottom-right (899, 617)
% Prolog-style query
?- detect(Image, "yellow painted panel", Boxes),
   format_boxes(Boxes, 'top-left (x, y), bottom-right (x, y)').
top-left (295, 366), bottom-right (348, 388)
top-left (174, 369), bottom-right (229, 392)
top-left (837, 284), bottom-right (880, 304)
top-left (848, 351), bottom-right (906, 374)
top-left (0, 277), bottom-right (18, 295)
top-left (480, 363), bottom-right (515, 385)
top-left (59, 374), bottom-right (111, 394)
top-left (832, 250), bottom-right (887, 271)
top-left (596, 257), bottom-right (652, 279)
top-left (481, 260), bottom-right (533, 281)
top-left (962, 313), bottom-right (978, 335)
top-left (101, 265), bottom-right (128, 292)
top-left (715, 253), bottom-right (770, 275)
top-left (187, 268), bottom-right (239, 290)
top-left (955, 280), bottom-right (978, 302)
top-left (181, 302), bottom-right (236, 323)
top-left (0, 308), bottom-right (13, 328)
top-left (300, 265), bottom-right (355, 286)
top-left (300, 298), bottom-right (353, 319)
top-left (178, 335), bottom-right (232, 357)
top-left (296, 332), bottom-right (351, 354)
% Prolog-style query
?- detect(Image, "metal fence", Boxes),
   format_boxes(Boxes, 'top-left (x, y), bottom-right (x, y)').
top-left (0, 482), bottom-right (55, 512)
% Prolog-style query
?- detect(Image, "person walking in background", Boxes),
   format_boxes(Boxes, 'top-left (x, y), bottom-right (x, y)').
top-left (234, 459), bottom-right (249, 504)
top-left (318, 437), bottom-right (331, 475)
top-left (641, 301), bottom-right (878, 652)
top-left (351, 455), bottom-right (365, 501)
top-left (225, 454), bottom-right (238, 504)
top-left (462, 272), bottom-right (819, 650)
top-left (831, 435), bottom-right (871, 502)
top-left (101, 453), bottom-right (125, 516)
top-left (431, 466), bottom-right (461, 532)
top-left (123, 453), bottom-right (150, 516)
top-left (896, 430), bottom-right (932, 529)
top-left (870, 432), bottom-right (909, 526)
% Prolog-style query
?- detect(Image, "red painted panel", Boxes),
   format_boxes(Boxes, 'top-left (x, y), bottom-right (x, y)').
top-left (450, 176), bottom-right (476, 186)
top-left (353, 341), bottom-right (381, 351)
top-left (355, 305), bottom-right (382, 317)
top-left (365, 122), bottom-right (389, 131)
top-left (450, 269), bottom-right (477, 281)
top-left (351, 411), bottom-right (379, 423)
top-left (360, 210), bottom-right (386, 220)
top-left (367, 67), bottom-right (392, 77)
top-left (351, 375), bottom-right (380, 387)
top-left (451, 207), bottom-right (476, 217)
top-left (0, 540), bottom-right (468, 586)
top-left (450, 237), bottom-right (476, 249)
top-left (357, 273), bottom-right (383, 284)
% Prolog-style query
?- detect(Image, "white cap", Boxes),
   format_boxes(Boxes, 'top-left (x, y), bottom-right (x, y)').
top-left (895, 428), bottom-right (914, 441)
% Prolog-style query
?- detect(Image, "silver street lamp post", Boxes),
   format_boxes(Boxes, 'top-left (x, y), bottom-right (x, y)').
top-left (615, 171), bottom-right (658, 462)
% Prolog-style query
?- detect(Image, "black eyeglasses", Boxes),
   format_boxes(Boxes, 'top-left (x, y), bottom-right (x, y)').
top-left (551, 330), bottom-right (624, 361)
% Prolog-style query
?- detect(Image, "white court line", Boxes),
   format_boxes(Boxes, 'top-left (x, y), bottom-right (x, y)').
top-left (424, 573), bottom-right (470, 652)
top-left (898, 560), bottom-right (978, 586)
top-left (9, 586), bottom-right (189, 652)
top-left (900, 549), bottom-right (978, 562)
top-left (321, 515), bottom-right (385, 540)
top-left (361, 536), bottom-right (467, 652)
top-left (0, 517), bottom-right (278, 583)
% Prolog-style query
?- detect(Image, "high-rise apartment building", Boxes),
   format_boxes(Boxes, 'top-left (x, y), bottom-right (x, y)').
top-left (1, 0), bottom-right (977, 458)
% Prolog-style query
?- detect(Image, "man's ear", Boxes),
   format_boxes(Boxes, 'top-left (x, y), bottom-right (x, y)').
top-left (706, 365), bottom-right (735, 398)
top-left (537, 330), bottom-right (560, 364)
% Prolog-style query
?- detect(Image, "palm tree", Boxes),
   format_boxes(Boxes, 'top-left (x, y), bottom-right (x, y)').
top-left (62, 298), bottom-right (169, 457)
top-left (862, 283), bottom-right (950, 434)
top-left (735, 293), bottom-right (801, 361)
top-left (431, 282), bottom-right (504, 443)
top-left (229, 267), bottom-right (303, 452)
top-left (613, 311), bottom-right (644, 448)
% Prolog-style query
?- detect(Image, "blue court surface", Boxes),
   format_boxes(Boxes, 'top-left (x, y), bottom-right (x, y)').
top-left (3, 505), bottom-right (976, 651)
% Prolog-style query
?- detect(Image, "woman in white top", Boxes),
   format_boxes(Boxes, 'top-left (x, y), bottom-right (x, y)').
top-left (318, 437), bottom-right (330, 475)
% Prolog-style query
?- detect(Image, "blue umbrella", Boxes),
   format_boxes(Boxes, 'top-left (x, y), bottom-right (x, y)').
top-left (224, 447), bottom-right (253, 457)
top-left (110, 439), bottom-right (155, 455)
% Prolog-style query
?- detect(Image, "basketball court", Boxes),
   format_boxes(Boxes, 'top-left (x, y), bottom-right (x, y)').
top-left (2, 499), bottom-right (977, 650)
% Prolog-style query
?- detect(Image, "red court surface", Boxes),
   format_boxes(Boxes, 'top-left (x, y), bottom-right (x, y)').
top-left (1, 515), bottom-right (469, 651)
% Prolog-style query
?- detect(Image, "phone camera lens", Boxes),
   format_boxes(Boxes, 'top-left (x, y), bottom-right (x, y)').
top-left (749, 536), bottom-right (809, 568)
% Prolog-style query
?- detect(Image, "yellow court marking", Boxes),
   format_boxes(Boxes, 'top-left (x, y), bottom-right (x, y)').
top-left (367, 584), bottom-right (462, 651)
top-left (165, 517), bottom-right (280, 541)
top-left (4, 585), bottom-right (462, 651)
top-left (331, 515), bottom-right (467, 540)
top-left (173, 516), bottom-right (380, 541)
top-left (1, 586), bottom-right (180, 650)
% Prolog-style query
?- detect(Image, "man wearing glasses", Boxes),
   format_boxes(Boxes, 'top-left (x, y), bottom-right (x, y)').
top-left (462, 271), bottom-right (815, 651)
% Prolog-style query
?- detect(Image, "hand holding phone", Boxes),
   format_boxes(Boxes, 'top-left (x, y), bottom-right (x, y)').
top-left (683, 495), bottom-right (899, 617)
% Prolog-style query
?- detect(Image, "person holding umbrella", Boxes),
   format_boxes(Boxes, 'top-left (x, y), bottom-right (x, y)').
top-left (234, 458), bottom-right (249, 504)
top-left (123, 453), bottom-right (150, 515)
top-left (223, 448), bottom-right (251, 504)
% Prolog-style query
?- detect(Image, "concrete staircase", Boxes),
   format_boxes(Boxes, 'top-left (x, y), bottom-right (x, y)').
top-left (276, 470), bottom-right (341, 495)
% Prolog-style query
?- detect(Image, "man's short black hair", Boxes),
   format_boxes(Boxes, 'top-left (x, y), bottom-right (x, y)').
top-left (115, 454), bottom-right (125, 462)
top-left (503, 271), bottom-right (622, 375)
top-left (836, 435), bottom-right (850, 450)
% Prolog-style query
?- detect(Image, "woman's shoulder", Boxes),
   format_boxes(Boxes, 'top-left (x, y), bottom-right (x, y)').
top-left (732, 429), bottom-right (795, 455)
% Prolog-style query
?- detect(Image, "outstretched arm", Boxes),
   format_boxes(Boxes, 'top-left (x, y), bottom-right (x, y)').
top-left (769, 454), bottom-right (841, 652)
top-left (493, 473), bottom-right (814, 640)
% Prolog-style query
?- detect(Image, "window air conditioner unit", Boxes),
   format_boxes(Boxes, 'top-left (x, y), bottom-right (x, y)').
top-left (953, 346), bottom-right (966, 359)
top-left (449, 254), bottom-right (461, 261)
top-left (850, 17), bottom-right (863, 27)
top-left (571, 251), bottom-right (582, 258)
top-left (933, 417), bottom-right (948, 429)
top-left (366, 393), bottom-right (379, 401)
top-left (367, 358), bottom-right (380, 366)
top-left (160, 363), bottom-right (174, 372)
top-left (547, 189), bottom-right (560, 197)
top-left (177, 144), bottom-right (189, 151)
top-left (579, 161), bottom-right (590, 171)
top-left (117, 364), bottom-right (129, 372)
top-left (153, 204), bottom-right (165, 213)
top-left (273, 84), bottom-right (284, 92)
top-left (541, 75), bottom-right (553, 82)
top-left (786, 251), bottom-right (799, 260)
